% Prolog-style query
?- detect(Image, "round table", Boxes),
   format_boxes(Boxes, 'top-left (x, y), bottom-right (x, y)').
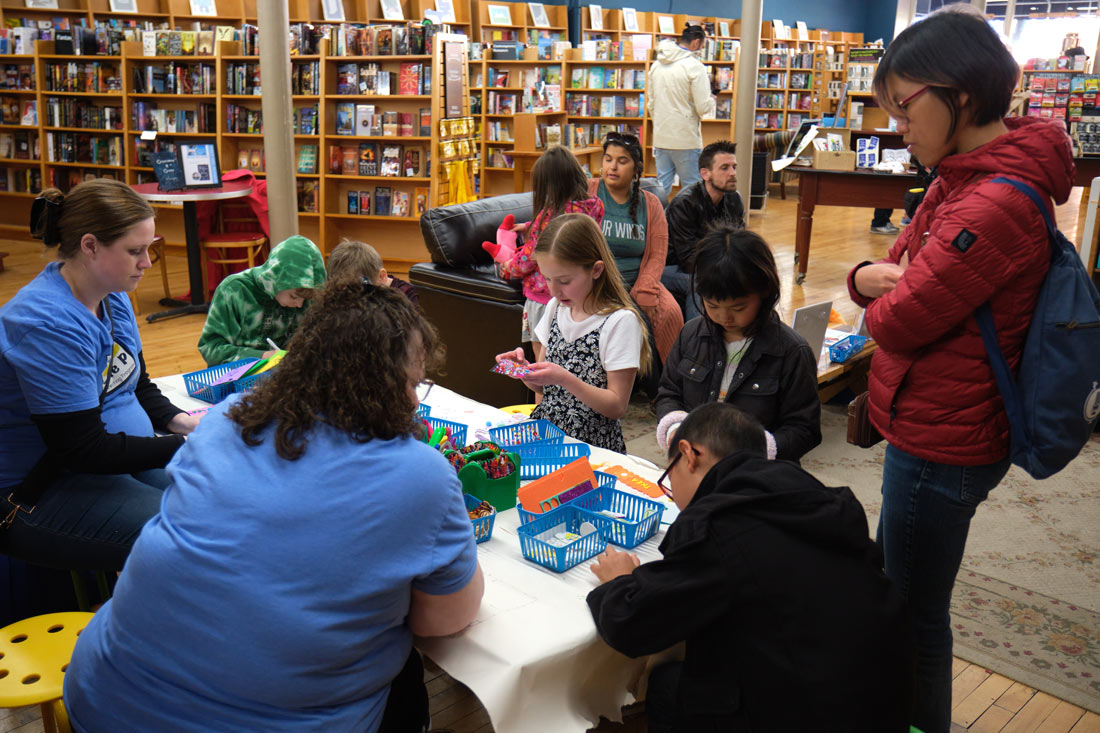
top-left (131, 181), bottom-right (253, 322)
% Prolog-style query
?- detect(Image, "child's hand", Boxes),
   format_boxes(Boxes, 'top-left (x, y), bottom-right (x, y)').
top-left (166, 412), bottom-right (201, 436)
top-left (495, 348), bottom-right (528, 366)
top-left (590, 546), bottom-right (640, 583)
top-left (511, 220), bottom-right (530, 235)
top-left (521, 361), bottom-right (570, 387)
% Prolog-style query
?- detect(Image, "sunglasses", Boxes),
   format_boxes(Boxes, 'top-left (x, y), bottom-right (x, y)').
top-left (605, 132), bottom-right (640, 146)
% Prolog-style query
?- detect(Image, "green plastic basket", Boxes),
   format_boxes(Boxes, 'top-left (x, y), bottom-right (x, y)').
top-left (457, 451), bottom-right (521, 510)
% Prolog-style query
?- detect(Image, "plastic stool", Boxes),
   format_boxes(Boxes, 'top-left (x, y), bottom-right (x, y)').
top-left (0, 612), bottom-right (93, 733)
top-left (500, 404), bottom-right (536, 416)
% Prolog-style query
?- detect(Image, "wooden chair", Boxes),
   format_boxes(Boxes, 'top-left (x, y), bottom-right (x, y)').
top-left (125, 235), bottom-right (169, 316)
top-left (199, 202), bottom-right (267, 299)
top-left (0, 250), bottom-right (8, 273)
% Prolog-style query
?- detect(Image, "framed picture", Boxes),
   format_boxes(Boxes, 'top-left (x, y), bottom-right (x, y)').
top-left (320, 0), bottom-right (345, 21)
top-left (621, 7), bottom-right (638, 33)
top-left (719, 21), bottom-right (729, 37)
top-left (24, 0), bottom-right (59, 7)
top-left (588, 4), bottom-right (602, 31)
top-left (435, 0), bottom-right (456, 23)
top-left (188, 0), bottom-right (218, 16)
top-left (109, 0), bottom-right (139, 11)
top-left (527, 2), bottom-right (549, 28)
top-left (657, 15), bottom-right (674, 35)
top-left (796, 21), bottom-right (809, 41)
top-left (178, 142), bottom-right (222, 188)
top-left (379, 0), bottom-right (404, 21)
top-left (487, 3), bottom-right (512, 26)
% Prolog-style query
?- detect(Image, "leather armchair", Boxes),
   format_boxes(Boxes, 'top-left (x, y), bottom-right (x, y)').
top-left (411, 180), bottom-right (667, 407)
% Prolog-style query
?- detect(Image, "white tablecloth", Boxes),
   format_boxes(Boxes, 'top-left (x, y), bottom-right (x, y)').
top-left (154, 377), bottom-right (671, 733)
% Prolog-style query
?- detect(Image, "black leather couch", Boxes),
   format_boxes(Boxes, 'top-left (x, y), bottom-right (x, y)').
top-left (411, 180), bottom-right (667, 407)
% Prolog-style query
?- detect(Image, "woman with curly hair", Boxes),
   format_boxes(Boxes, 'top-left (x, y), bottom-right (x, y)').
top-left (65, 282), bottom-right (484, 732)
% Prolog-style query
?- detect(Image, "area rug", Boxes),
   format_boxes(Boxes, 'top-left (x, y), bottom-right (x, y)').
top-left (621, 398), bottom-right (1100, 711)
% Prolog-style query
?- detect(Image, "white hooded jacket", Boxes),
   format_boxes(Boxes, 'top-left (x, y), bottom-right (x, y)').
top-left (646, 39), bottom-right (716, 150)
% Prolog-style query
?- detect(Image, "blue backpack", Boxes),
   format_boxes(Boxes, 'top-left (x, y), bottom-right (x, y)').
top-left (974, 177), bottom-right (1100, 480)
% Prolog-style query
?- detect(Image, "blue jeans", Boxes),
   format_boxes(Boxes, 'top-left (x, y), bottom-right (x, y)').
top-left (1, 469), bottom-right (170, 572)
top-left (878, 444), bottom-right (1010, 733)
top-left (660, 265), bottom-right (701, 323)
top-left (654, 148), bottom-right (702, 194)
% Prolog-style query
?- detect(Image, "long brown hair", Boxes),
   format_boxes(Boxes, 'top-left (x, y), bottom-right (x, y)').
top-left (531, 145), bottom-right (589, 220)
top-left (535, 213), bottom-right (652, 375)
top-left (227, 281), bottom-right (444, 460)
top-left (31, 178), bottom-right (155, 257)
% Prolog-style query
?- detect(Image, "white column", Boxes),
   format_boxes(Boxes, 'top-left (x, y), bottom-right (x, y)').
top-left (1004, 0), bottom-right (1017, 40)
top-left (971, 0), bottom-right (987, 12)
top-left (895, 0), bottom-right (917, 39)
top-left (735, 0), bottom-right (762, 209)
top-left (258, 0), bottom-right (298, 244)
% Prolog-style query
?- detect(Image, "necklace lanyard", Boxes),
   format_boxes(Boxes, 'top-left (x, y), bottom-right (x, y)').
top-left (100, 297), bottom-right (115, 406)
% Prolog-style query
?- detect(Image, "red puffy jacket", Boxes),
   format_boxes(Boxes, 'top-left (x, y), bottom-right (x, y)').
top-left (847, 117), bottom-right (1074, 465)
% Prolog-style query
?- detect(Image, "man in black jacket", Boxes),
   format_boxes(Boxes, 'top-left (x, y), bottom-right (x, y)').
top-left (587, 403), bottom-right (915, 732)
top-left (661, 140), bottom-right (746, 322)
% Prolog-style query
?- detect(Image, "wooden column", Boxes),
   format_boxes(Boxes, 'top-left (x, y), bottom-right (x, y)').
top-left (734, 0), bottom-right (762, 212)
top-left (258, 0), bottom-right (298, 244)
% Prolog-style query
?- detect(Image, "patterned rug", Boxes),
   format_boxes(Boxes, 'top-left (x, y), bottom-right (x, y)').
top-left (621, 398), bottom-right (1100, 712)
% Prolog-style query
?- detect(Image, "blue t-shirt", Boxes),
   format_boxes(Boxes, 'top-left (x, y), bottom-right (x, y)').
top-left (0, 261), bottom-right (152, 488)
top-left (64, 397), bottom-right (478, 732)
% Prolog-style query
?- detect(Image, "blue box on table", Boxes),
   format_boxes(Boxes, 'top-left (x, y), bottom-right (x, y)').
top-left (183, 358), bottom-right (257, 404)
top-left (516, 505), bottom-right (611, 573)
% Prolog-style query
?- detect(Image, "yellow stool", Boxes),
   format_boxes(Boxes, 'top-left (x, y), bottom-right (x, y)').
top-left (500, 404), bottom-right (536, 416)
top-left (0, 612), bottom-right (93, 733)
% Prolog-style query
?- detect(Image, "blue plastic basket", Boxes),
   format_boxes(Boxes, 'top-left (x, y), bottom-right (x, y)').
top-left (488, 419), bottom-right (565, 447)
top-left (573, 488), bottom-right (665, 549)
top-left (516, 471), bottom-right (617, 525)
top-left (416, 404), bottom-right (431, 419)
top-left (508, 443), bottom-right (591, 480)
top-left (464, 494), bottom-right (496, 544)
top-left (183, 358), bottom-right (258, 404)
top-left (232, 368), bottom-right (274, 394)
top-left (423, 416), bottom-right (468, 449)
top-left (828, 334), bottom-right (867, 364)
top-left (516, 505), bottom-right (610, 573)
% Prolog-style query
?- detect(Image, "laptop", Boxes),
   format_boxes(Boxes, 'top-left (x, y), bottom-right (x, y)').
top-left (791, 301), bottom-right (833, 358)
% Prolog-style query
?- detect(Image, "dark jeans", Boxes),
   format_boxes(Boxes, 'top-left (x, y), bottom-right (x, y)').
top-left (660, 265), bottom-right (702, 323)
top-left (379, 648), bottom-right (430, 733)
top-left (878, 444), bottom-right (1010, 733)
top-left (872, 208), bottom-right (893, 227)
top-left (0, 469), bottom-right (170, 572)
top-left (634, 300), bottom-right (663, 401)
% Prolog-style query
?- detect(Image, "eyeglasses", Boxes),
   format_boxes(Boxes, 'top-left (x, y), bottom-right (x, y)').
top-left (893, 84), bottom-right (937, 124)
top-left (656, 453), bottom-right (679, 499)
top-left (417, 379), bottom-right (434, 403)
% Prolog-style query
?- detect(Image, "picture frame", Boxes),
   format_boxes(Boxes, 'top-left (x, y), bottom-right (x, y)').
top-left (622, 7), bottom-right (638, 32)
top-left (656, 15), bottom-right (674, 35)
top-left (719, 21), bottom-right (730, 37)
top-left (24, 0), bottom-right (59, 8)
top-left (320, 0), bottom-right (345, 21)
top-left (588, 4), bottom-right (602, 31)
top-left (188, 0), bottom-right (218, 17)
top-left (435, 0), bottom-right (457, 24)
top-left (109, 0), bottom-right (139, 12)
top-left (487, 3), bottom-right (512, 26)
top-left (796, 21), bottom-right (809, 41)
top-left (528, 2), bottom-right (549, 28)
top-left (379, 0), bottom-right (404, 21)
top-left (178, 142), bottom-right (222, 188)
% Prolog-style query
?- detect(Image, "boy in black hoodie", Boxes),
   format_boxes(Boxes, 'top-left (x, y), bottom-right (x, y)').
top-left (587, 403), bottom-right (914, 732)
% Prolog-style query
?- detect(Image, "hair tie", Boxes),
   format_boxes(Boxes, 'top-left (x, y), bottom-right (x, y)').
top-left (29, 195), bottom-right (62, 246)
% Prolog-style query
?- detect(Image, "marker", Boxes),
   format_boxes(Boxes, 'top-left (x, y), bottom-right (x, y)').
top-left (266, 338), bottom-right (280, 351)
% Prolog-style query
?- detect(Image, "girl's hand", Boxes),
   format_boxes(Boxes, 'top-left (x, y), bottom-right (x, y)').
top-left (854, 263), bottom-right (907, 298)
top-left (494, 348), bottom-right (527, 366)
top-left (522, 361), bottom-right (570, 387)
top-left (167, 412), bottom-right (201, 436)
top-left (512, 221), bottom-right (530, 235)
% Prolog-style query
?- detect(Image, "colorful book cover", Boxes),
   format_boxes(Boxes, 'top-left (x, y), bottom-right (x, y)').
top-left (374, 186), bottom-right (391, 215)
top-left (341, 146), bottom-right (357, 175)
top-left (399, 62), bottom-right (420, 96)
top-left (392, 190), bottom-right (409, 217)
top-left (297, 144), bottom-right (318, 174)
top-left (335, 102), bottom-right (354, 135)
top-left (380, 145), bottom-right (401, 177)
top-left (358, 142), bottom-right (378, 176)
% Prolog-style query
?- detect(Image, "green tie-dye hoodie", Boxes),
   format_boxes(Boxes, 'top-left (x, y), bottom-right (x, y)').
top-left (198, 235), bottom-right (327, 366)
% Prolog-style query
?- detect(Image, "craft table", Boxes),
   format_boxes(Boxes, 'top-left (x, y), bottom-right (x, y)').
top-left (132, 181), bottom-right (252, 323)
top-left (153, 377), bottom-right (671, 733)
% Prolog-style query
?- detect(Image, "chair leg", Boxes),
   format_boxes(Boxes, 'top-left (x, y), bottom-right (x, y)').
top-left (156, 242), bottom-right (170, 300)
top-left (70, 571), bottom-right (90, 613)
top-left (126, 289), bottom-right (139, 316)
top-left (95, 570), bottom-right (110, 602)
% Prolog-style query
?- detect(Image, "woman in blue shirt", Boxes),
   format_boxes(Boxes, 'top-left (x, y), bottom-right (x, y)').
top-left (65, 281), bottom-right (483, 731)
top-left (0, 179), bottom-right (197, 571)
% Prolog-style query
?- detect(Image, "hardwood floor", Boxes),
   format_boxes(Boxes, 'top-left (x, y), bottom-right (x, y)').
top-left (0, 184), bottom-right (1096, 732)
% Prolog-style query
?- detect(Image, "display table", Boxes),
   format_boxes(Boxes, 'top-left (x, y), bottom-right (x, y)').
top-left (153, 377), bottom-right (670, 733)
top-left (132, 181), bottom-right (252, 323)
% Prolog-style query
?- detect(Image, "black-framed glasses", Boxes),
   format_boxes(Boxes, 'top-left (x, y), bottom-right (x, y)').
top-left (656, 453), bottom-right (679, 499)
top-left (417, 379), bottom-right (434, 403)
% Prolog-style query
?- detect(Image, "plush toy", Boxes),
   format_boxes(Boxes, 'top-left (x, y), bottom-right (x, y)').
top-left (482, 214), bottom-right (518, 263)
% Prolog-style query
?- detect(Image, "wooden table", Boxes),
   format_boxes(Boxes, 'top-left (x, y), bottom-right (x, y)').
top-left (789, 167), bottom-right (918, 284)
top-left (817, 341), bottom-right (877, 403)
top-left (131, 181), bottom-right (252, 322)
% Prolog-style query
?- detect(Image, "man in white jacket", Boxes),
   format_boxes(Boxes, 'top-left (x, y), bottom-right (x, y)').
top-left (647, 24), bottom-right (716, 195)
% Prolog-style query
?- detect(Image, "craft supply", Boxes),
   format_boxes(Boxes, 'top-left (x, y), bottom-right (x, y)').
top-left (445, 451), bottom-right (467, 471)
top-left (208, 360), bottom-right (257, 387)
top-left (186, 407), bottom-right (210, 417)
top-left (590, 462), bottom-right (664, 499)
top-left (265, 338), bottom-right (280, 351)
top-left (460, 440), bottom-right (501, 456)
top-left (518, 457), bottom-right (597, 514)
top-left (467, 499), bottom-right (494, 519)
top-left (490, 357), bottom-right (531, 379)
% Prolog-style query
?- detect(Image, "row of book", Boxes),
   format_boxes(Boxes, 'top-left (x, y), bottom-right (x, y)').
top-left (224, 62), bottom-right (261, 96)
top-left (1, 64), bottom-right (34, 92)
top-left (225, 103), bottom-right (262, 135)
top-left (708, 66), bottom-right (734, 93)
top-left (139, 29), bottom-right (218, 57)
top-left (789, 72), bottom-right (812, 90)
top-left (132, 63), bottom-right (216, 95)
top-left (333, 104), bottom-right (431, 137)
top-left (565, 93), bottom-right (643, 118)
top-left (0, 131), bottom-right (35, 160)
top-left (131, 102), bottom-right (216, 134)
top-left (236, 147), bottom-right (265, 173)
top-left (0, 98), bottom-right (36, 126)
top-left (315, 22), bottom-right (431, 58)
top-left (485, 120), bottom-right (513, 143)
top-left (292, 61), bottom-right (321, 96)
top-left (335, 62), bottom-right (429, 96)
top-left (323, 143), bottom-right (425, 178)
top-left (759, 51), bottom-right (815, 70)
top-left (699, 39), bottom-right (740, 63)
top-left (44, 62), bottom-right (122, 94)
top-left (44, 131), bottom-right (123, 167)
top-left (344, 186), bottom-right (425, 218)
top-left (756, 92), bottom-right (785, 110)
top-left (0, 167), bottom-right (42, 193)
top-left (754, 112), bottom-right (785, 130)
top-left (567, 67), bottom-right (644, 91)
top-left (576, 36), bottom-right (652, 63)
top-left (43, 98), bottom-right (124, 130)
top-left (294, 105), bottom-right (319, 135)
top-left (485, 65), bottom-right (562, 89)
top-left (757, 72), bottom-right (788, 90)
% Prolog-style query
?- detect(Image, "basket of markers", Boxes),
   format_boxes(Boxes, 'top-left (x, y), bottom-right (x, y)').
top-left (445, 440), bottom-right (521, 510)
top-left (488, 419), bottom-right (565, 448)
top-left (184, 358), bottom-right (257, 404)
top-left (416, 403), bottom-right (431, 419)
top-left (464, 494), bottom-right (496, 544)
top-left (828, 334), bottom-right (867, 364)
top-left (419, 416), bottom-right (468, 451)
top-left (516, 505), bottom-right (612, 573)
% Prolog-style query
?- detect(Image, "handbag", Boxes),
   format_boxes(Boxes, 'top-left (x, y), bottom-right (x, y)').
top-left (847, 391), bottom-right (883, 448)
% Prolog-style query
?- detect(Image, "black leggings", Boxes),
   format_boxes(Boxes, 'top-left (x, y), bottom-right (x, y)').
top-left (378, 648), bottom-right (429, 733)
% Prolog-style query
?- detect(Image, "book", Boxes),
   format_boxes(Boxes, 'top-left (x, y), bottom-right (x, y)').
top-left (237, 149), bottom-right (249, 169)
top-left (403, 148), bottom-right (420, 176)
top-left (329, 145), bottom-right (343, 173)
top-left (358, 142), bottom-right (377, 175)
top-left (392, 190), bottom-right (410, 217)
top-left (359, 190), bottom-right (371, 215)
top-left (336, 63), bottom-right (356, 94)
top-left (399, 62), bottom-right (421, 95)
top-left (354, 103), bottom-right (374, 134)
top-left (380, 145), bottom-right (401, 177)
top-left (374, 186), bottom-right (391, 215)
top-left (249, 149), bottom-right (263, 172)
top-left (415, 186), bottom-right (429, 216)
top-left (341, 146), bottom-right (357, 174)
top-left (297, 179), bottom-right (318, 212)
top-left (335, 102), bottom-right (354, 135)
top-left (347, 189), bottom-right (359, 214)
top-left (197, 30), bottom-right (214, 55)
top-left (297, 144), bottom-right (318, 174)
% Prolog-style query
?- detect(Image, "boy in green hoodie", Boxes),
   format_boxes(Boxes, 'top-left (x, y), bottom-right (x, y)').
top-left (198, 235), bottom-right (327, 366)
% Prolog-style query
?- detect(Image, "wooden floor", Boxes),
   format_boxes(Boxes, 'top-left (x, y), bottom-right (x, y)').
top-left (0, 185), bottom-right (1097, 732)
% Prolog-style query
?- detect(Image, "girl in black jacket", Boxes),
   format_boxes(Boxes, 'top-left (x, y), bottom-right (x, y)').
top-left (655, 226), bottom-right (821, 460)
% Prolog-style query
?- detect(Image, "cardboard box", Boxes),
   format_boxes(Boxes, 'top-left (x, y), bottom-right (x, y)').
top-left (812, 128), bottom-right (854, 171)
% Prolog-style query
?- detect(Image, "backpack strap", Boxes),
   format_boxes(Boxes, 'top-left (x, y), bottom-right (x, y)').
top-left (989, 176), bottom-right (1056, 241)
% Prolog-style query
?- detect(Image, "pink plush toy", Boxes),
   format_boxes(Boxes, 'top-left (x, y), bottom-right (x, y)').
top-left (482, 214), bottom-right (518, 263)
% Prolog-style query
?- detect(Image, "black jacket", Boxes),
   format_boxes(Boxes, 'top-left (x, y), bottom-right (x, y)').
top-left (665, 182), bottom-right (746, 272)
top-left (656, 311), bottom-right (821, 461)
top-left (587, 453), bottom-right (915, 732)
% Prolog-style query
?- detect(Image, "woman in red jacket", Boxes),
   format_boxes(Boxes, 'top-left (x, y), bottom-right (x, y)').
top-left (847, 8), bottom-right (1074, 732)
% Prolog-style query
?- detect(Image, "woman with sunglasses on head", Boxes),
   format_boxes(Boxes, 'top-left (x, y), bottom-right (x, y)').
top-left (590, 132), bottom-right (684, 375)
top-left (847, 8), bottom-right (1073, 732)
top-left (0, 179), bottom-right (198, 573)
